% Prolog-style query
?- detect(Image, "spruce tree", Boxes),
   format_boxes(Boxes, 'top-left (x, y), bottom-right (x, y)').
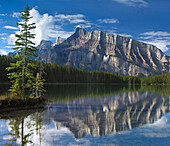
top-left (6, 4), bottom-right (38, 98)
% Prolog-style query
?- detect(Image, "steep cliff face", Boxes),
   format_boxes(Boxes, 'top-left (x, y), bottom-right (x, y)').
top-left (37, 28), bottom-right (170, 76)
top-left (9, 27), bottom-right (170, 76)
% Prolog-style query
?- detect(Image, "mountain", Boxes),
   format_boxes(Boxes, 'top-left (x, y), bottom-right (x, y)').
top-left (37, 40), bottom-right (53, 50)
top-left (9, 27), bottom-right (170, 76)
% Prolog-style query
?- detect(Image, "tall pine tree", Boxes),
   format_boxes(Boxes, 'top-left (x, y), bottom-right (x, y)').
top-left (6, 4), bottom-right (38, 98)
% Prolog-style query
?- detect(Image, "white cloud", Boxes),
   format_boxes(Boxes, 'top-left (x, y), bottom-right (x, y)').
top-left (112, 0), bottom-right (148, 7)
top-left (97, 18), bottom-right (119, 24)
top-left (8, 9), bottom-right (96, 46)
top-left (0, 37), bottom-right (7, 40)
top-left (0, 49), bottom-right (7, 55)
top-left (104, 29), bottom-right (116, 34)
top-left (0, 14), bottom-right (7, 16)
top-left (12, 12), bottom-right (20, 19)
top-left (55, 14), bottom-right (87, 24)
top-left (101, 30), bottom-right (132, 38)
top-left (77, 23), bottom-right (92, 28)
top-left (54, 13), bottom-right (94, 29)
top-left (8, 34), bottom-right (16, 45)
top-left (139, 31), bottom-right (170, 52)
top-left (4, 26), bottom-right (19, 30)
top-left (147, 40), bottom-right (170, 52)
top-left (119, 33), bottom-right (133, 38)
top-left (140, 31), bottom-right (170, 37)
top-left (8, 9), bottom-right (74, 46)
top-left (5, 46), bottom-right (13, 49)
top-left (0, 33), bottom-right (6, 36)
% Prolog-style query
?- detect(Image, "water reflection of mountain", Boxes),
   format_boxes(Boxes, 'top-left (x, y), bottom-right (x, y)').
top-left (1, 84), bottom-right (170, 143)
top-left (44, 91), bottom-right (170, 139)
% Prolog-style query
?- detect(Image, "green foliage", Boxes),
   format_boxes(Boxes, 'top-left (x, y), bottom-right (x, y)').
top-left (0, 55), bottom-right (141, 85)
top-left (31, 73), bottom-right (45, 98)
top-left (5, 4), bottom-right (40, 98)
top-left (141, 73), bottom-right (170, 85)
top-left (43, 63), bottom-right (141, 84)
top-left (2, 55), bottom-right (170, 86)
top-left (5, 113), bottom-right (44, 146)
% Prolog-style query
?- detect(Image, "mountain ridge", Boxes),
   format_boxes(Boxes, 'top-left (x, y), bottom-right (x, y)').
top-left (9, 27), bottom-right (170, 76)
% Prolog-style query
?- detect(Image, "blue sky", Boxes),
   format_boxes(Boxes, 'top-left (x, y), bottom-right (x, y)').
top-left (0, 0), bottom-right (170, 55)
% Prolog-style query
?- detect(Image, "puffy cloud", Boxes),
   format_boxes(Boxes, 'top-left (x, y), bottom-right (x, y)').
top-left (146, 40), bottom-right (170, 52)
top-left (8, 9), bottom-right (95, 46)
top-left (0, 49), bottom-right (7, 55)
top-left (139, 31), bottom-right (170, 52)
top-left (97, 18), bottom-right (119, 24)
top-left (8, 9), bottom-right (74, 46)
top-left (76, 23), bottom-right (92, 28)
top-left (4, 26), bottom-right (19, 30)
top-left (8, 34), bottom-right (16, 45)
top-left (112, 0), bottom-right (148, 7)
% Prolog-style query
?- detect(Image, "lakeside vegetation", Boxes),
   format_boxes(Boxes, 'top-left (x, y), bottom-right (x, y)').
top-left (0, 54), bottom-right (141, 84)
top-left (0, 4), bottom-right (46, 110)
top-left (2, 84), bottom-right (170, 105)
top-left (1, 54), bottom-right (170, 86)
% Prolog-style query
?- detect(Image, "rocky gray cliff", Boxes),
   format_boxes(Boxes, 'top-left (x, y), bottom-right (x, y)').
top-left (9, 27), bottom-right (170, 76)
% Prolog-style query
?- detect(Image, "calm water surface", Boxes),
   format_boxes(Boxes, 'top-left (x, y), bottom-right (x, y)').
top-left (0, 84), bottom-right (170, 145)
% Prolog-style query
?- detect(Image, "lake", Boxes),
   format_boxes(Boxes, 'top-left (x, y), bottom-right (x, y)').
top-left (1, 84), bottom-right (170, 145)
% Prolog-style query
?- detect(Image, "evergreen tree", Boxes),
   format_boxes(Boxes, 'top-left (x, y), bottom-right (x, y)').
top-left (6, 4), bottom-right (38, 98)
top-left (31, 72), bottom-right (45, 98)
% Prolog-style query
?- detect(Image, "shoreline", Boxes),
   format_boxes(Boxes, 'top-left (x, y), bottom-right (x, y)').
top-left (1, 82), bottom-right (170, 86)
top-left (0, 97), bottom-right (47, 112)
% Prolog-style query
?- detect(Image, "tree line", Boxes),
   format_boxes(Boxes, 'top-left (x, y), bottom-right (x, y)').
top-left (0, 55), bottom-right (143, 85)
top-left (2, 54), bottom-right (170, 85)
top-left (1, 54), bottom-right (170, 85)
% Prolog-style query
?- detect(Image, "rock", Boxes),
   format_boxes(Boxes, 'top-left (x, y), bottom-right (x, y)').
top-left (54, 37), bottom-right (65, 45)
top-left (37, 40), bottom-right (53, 50)
top-left (8, 28), bottom-right (170, 76)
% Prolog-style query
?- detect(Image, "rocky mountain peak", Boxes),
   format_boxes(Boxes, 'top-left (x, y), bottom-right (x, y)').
top-left (71, 27), bottom-right (89, 39)
top-left (8, 28), bottom-right (170, 76)
top-left (55, 37), bottom-right (65, 45)
top-left (37, 40), bottom-right (53, 50)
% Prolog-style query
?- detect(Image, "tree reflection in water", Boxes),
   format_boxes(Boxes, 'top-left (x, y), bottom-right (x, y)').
top-left (4, 111), bottom-right (44, 146)
top-left (1, 85), bottom-right (170, 145)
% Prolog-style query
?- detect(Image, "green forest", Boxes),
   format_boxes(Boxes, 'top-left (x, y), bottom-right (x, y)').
top-left (1, 55), bottom-right (170, 85)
